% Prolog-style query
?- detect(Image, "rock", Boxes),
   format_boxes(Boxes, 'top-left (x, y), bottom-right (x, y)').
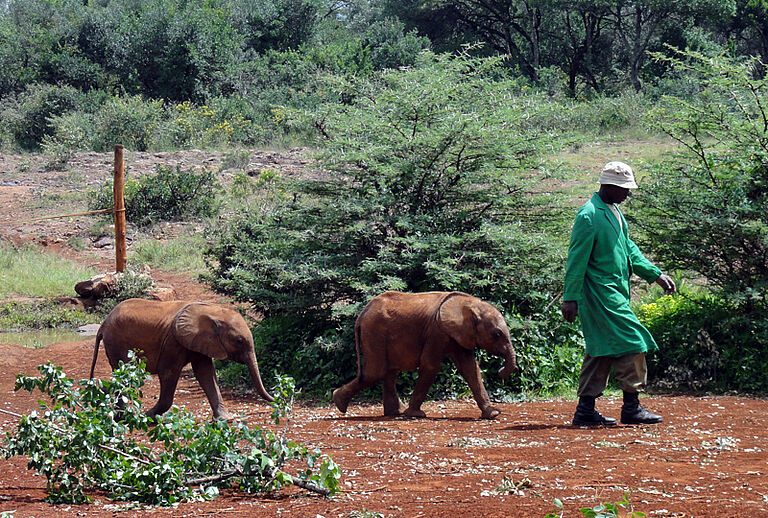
top-left (74, 273), bottom-right (117, 298)
top-left (76, 323), bottom-right (101, 335)
top-left (149, 284), bottom-right (177, 301)
top-left (93, 236), bottom-right (113, 248)
top-left (74, 280), bottom-right (94, 297)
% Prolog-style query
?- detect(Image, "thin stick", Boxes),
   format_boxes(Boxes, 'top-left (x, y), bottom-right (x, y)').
top-left (0, 208), bottom-right (112, 225)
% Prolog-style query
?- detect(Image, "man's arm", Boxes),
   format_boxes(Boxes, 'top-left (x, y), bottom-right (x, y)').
top-left (627, 238), bottom-right (676, 294)
top-left (562, 212), bottom-right (595, 322)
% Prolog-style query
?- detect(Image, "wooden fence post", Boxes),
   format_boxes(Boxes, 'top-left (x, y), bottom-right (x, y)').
top-left (113, 145), bottom-right (127, 272)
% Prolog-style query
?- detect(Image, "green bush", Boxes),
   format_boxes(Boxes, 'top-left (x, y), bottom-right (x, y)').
top-left (42, 94), bottom-right (164, 153)
top-left (95, 268), bottom-right (155, 316)
top-left (156, 98), bottom-right (259, 149)
top-left (628, 50), bottom-right (768, 394)
top-left (0, 83), bottom-right (87, 150)
top-left (0, 300), bottom-right (94, 331)
top-left (91, 95), bottom-right (165, 152)
top-left (90, 164), bottom-right (221, 227)
top-left (306, 17), bottom-right (430, 74)
top-left (638, 290), bottom-right (768, 393)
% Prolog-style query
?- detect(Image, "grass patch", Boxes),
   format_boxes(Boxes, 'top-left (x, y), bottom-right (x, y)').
top-left (0, 300), bottom-right (96, 331)
top-left (26, 190), bottom-right (88, 214)
top-left (130, 233), bottom-right (208, 275)
top-left (0, 243), bottom-right (95, 298)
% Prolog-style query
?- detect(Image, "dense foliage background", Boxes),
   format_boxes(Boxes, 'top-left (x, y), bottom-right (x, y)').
top-left (2, 0), bottom-right (768, 396)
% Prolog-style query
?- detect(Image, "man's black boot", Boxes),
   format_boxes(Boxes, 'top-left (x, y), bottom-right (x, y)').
top-left (572, 396), bottom-right (617, 426)
top-left (621, 392), bottom-right (663, 424)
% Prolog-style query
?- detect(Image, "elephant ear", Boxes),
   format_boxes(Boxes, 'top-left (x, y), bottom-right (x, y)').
top-left (172, 303), bottom-right (228, 359)
top-left (437, 293), bottom-right (479, 350)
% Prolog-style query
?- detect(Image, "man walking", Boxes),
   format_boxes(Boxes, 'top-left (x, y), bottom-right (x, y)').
top-left (562, 161), bottom-right (676, 426)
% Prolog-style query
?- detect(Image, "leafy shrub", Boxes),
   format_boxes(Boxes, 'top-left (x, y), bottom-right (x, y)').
top-left (95, 268), bottom-right (155, 315)
top-left (91, 95), bottom-right (165, 152)
top-left (42, 94), bottom-right (164, 153)
top-left (545, 492), bottom-right (646, 518)
top-left (638, 290), bottom-right (768, 393)
top-left (306, 17), bottom-right (430, 74)
top-left (499, 308), bottom-right (583, 395)
top-left (0, 83), bottom-right (87, 150)
top-left (45, 94), bottom-right (271, 152)
top-left (3, 355), bottom-right (340, 505)
top-left (91, 164), bottom-right (221, 227)
top-left (0, 300), bottom-right (95, 331)
top-left (156, 99), bottom-right (258, 149)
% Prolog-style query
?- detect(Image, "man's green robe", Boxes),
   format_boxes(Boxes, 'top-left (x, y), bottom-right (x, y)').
top-left (564, 192), bottom-right (662, 357)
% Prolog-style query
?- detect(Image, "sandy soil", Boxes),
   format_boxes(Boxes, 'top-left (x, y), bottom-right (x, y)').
top-left (1, 150), bottom-right (767, 517)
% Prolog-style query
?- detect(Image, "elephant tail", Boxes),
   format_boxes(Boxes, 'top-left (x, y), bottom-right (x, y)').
top-left (89, 330), bottom-right (103, 379)
top-left (354, 316), bottom-right (364, 380)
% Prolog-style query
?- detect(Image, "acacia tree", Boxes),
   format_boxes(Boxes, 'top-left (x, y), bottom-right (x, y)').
top-left (205, 51), bottom-right (576, 394)
top-left (633, 49), bottom-right (768, 304)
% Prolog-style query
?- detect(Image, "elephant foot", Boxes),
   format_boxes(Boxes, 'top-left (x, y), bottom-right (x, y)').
top-left (213, 407), bottom-right (233, 421)
top-left (481, 406), bottom-right (501, 420)
top-left (403, 408), bottom-right (427, 418)
top-left (383, 400), bottom-right (405, 417)
top-left (332, 388), bottom-right (349, 414)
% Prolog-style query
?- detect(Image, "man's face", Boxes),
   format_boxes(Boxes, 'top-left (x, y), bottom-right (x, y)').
top-left (600, 184), bottom-right (630, 204)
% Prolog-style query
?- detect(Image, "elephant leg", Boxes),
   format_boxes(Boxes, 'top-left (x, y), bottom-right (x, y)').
top-left (146, 366), bottom-right (183, 419)
top-left (382, 370), bottom-right (405, 416)
top-left (404, 365), bottom-right (440, 418)
top-left (191, 355), bottom-right (231, 420)
top-left (450, 349), bottom-right (500, 419)
top-left (332, 374), bottom-right (377, 414)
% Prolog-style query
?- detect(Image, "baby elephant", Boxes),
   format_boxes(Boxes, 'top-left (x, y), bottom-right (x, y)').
top-left (333, 291), bottom-right (518, 419)
top-left (90, 298), bottom-right (274, 419)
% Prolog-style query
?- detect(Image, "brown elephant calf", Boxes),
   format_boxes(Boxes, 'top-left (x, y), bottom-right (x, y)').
top-left (90, 298), bottom-right (273, 419)
top-left (333, 291), bottom-right (518, 419)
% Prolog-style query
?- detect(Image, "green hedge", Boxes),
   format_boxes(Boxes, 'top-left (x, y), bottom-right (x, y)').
top-left (638, 290), bottom-right (768, 393)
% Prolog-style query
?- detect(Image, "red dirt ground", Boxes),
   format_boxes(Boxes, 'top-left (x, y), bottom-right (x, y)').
top-left (1, 151), bottom-right (767, 517)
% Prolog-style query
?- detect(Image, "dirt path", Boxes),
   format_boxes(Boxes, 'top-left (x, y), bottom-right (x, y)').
top-left (1, 150), bottom-right (767, 517)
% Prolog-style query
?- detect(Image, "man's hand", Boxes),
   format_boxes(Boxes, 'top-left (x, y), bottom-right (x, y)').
top-left (655, 273), bottom-right (676, 295)
top-left (561, 300), bottom-right (578, 322)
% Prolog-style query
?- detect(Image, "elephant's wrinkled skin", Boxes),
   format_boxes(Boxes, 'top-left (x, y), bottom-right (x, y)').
top-left (90, 298), bottom-right (273, 419)
top-left (333, 291), bottom-right (518, 419)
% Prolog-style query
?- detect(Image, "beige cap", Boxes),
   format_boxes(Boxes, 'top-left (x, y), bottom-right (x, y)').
top-left (598, 161), bottom-right (638, 189)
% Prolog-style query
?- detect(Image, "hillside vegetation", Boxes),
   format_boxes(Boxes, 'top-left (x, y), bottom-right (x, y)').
top-left (1, 0), bottom-right (767, 396)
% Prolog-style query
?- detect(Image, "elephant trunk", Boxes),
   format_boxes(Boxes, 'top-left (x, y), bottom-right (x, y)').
top-left (496, 343), bottom-right (518, 379)
top-left (245, 353), bottom-right (275, 402)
